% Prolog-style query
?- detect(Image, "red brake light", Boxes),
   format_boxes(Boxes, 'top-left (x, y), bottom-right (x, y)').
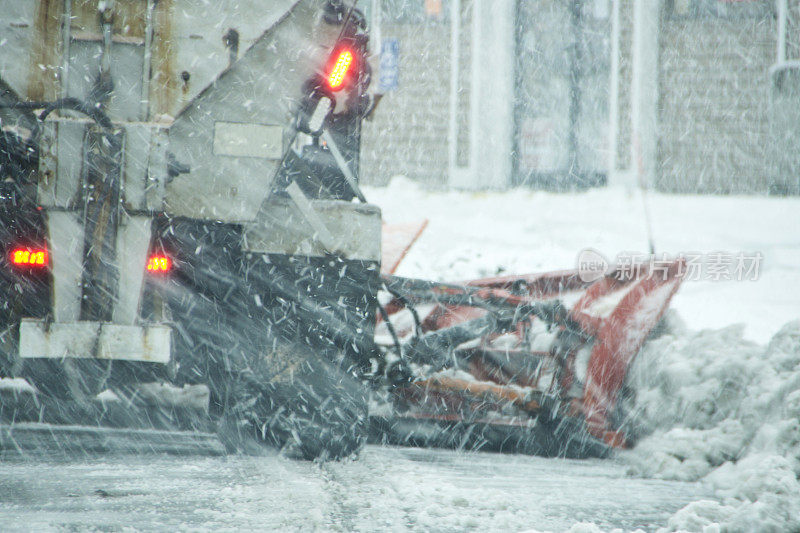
top-left (146, 254), bottom-right (172, 273)
top-left (327, 49), bottom-right (354, 91)
top-left (10, 248), bottom-right (48, 267)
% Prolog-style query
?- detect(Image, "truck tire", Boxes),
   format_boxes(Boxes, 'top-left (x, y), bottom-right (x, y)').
top-left (21, 358), bottom-right (111, 402)
top-left (254, 355), bottom-right (367, 460)
top-left (158, 262), bottom-right (370, 460)
top-left (215, 337), bottom-right (368, 461)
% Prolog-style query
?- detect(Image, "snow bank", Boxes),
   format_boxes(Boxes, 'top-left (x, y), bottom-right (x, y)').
top-left (623, 320), bottom-right (800, 532)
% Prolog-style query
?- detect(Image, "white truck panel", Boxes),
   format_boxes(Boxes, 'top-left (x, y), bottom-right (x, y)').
top-left (18, 320), bottom-right (171, 364)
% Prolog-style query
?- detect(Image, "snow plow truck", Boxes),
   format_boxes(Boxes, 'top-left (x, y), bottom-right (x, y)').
top-left (0, 0), bottom-right (684, 460)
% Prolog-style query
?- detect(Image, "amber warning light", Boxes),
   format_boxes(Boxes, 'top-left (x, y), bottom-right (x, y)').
top-left (10, 248), bottom-right (48, 267)
top-left (327, 49), bottom-right (354, 91)
top-left (146, 254), bottom-right (172, 273)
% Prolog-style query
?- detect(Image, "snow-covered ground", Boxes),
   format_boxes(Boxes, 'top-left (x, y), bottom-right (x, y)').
top-left (366, 178), bottom-right (800, 532)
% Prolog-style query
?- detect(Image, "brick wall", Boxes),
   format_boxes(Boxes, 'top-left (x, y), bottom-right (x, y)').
top-left (359, 20), bottom-right (452, 187)
top-left (657, 7), bottom-right (776, 193)
top-left (361, 1), bottom-right (797, 194)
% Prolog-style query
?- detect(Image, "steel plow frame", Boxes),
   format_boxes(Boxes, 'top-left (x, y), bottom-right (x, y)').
top-left (374, 244), bottom-right (685, 457)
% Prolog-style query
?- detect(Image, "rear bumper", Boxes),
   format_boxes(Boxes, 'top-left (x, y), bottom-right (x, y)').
top-left (18, 319), bottom-right (171, 364)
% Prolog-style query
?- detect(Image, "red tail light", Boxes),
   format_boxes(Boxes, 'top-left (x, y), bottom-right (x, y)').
top-left (146, 254), bottom-right (172, 273)
top-left (10, 248), bottom-right (48, 268)
top-left (327, 48), bottom-right (354, 91)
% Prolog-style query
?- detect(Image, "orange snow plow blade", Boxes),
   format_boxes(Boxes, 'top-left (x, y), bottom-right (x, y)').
top-left (372, 228), bottom-right (685, 457)
top-left (381, 220), bottom-right (429, 275)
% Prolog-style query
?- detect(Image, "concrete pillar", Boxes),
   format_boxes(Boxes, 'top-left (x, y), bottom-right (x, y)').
top-left (629, 0), bottom-right (660, 188)
top-left (448, 0), bottom-right (515, 190)
top-left (607, 0), bottom-right (621, 181)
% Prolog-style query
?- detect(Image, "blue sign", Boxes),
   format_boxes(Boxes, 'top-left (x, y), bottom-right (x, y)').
top-left (378, 38), bottom-right (399, 93)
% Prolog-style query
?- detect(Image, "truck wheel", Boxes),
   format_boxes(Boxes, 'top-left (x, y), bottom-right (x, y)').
top-left (165, 284), bottom-right (369, 460)
top-left (224, 351), bottom-right (368, 461)
top-left (21, 359), bottom-right (111, 402)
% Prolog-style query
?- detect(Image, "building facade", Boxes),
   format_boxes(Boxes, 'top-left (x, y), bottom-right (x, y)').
top-left (361, 0), bottom-right (800, 194)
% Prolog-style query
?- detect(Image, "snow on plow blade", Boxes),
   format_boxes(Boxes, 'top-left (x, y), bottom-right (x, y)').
top-left (373, 241), bottom-right (685, 458)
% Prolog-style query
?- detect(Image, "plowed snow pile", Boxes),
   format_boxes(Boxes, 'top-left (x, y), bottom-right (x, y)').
top-left (620, 317), bottom-right (800, 531)
top-left (366, 178), bottom-right (800, 532)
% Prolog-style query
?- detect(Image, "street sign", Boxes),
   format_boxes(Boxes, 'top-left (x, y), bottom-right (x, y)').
top-left (378, 38), bottom-right (399, 93)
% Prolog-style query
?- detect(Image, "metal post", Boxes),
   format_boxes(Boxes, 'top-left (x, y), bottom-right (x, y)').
top-left (61, 0), bottom-right (72, 100)
top-left (141, 0), bottom-right (155, 120)
top-left (630, 0), bottom-right (660, 190)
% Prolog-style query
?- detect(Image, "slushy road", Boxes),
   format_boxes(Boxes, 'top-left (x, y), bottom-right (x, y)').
top-left (0, 445), bottom-right (706, 531)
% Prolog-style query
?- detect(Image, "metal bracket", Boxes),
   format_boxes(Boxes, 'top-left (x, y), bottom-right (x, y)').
top-left (321, 128), bottom-right (367, 203)
top-left (285, 181), bottom-right (338, 253)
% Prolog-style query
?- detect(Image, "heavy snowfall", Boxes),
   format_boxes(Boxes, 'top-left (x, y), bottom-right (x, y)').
top-left (1, 181), bottom-right (798, 531)
top-left (1, 0), bottom-right (799, 532)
